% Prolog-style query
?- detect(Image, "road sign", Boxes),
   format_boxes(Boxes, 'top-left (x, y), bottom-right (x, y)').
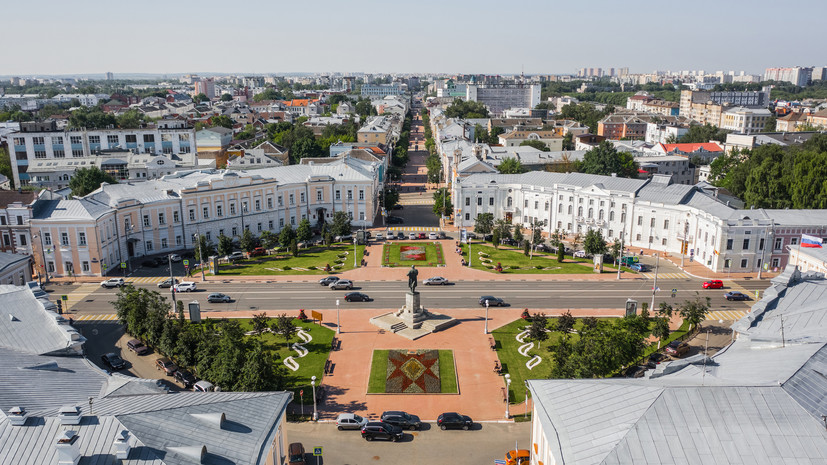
top-left (183, 259), bottom-right (189, 266)
top-left (120, 262), bottom-right (126, 269)
top-left (755, 290), bottom-right (760, 299)
top-left (102, 263), bottom-right (107, 269)
top-left (61, 295), bottom-right (68, 301)
top-left (313, 447), bottom-right (323, 456)
top-left (300, 389), bottom-right (304, 397)
top-left (672, 288), bottom-right (677, 294)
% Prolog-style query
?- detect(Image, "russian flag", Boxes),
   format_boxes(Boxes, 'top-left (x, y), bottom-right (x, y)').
top-left (801, 234), bottom-right (823, 248)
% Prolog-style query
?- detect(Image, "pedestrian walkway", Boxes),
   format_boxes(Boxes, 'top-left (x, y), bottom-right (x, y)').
top-left (385, 226), bottom-right (441, 232)
top-left (73, 313), bottom-right (119, 321)
top-left (641, 272), bottom-right (693, 280)
top-left (706, 310), bottom-right (747, 321)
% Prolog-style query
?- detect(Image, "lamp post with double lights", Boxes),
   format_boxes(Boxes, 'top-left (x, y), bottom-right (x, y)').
top-left (311, 375), bottom-right (318, 421)
top-left (504, 374), bottom-right (511, 419)
top-left (484, 299), bottom-right (490, 334)
top-left (336, 299), bottom-right (340, 334)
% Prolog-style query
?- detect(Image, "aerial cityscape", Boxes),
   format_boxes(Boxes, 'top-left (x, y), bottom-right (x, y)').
top-left (1, 2), bottom-right (827, 464)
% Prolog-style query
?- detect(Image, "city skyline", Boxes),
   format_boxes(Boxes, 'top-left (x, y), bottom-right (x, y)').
top-left (3, 0), bottom-right (825, 76)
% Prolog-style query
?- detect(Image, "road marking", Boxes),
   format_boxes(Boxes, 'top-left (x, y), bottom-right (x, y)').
top-left (707, 310), bottom-right (747, 321)
top-left (640, 272), bottom-right (693, 280)
top-left (73, 313), bottom-right (119, 321)
top-left (128, 277), bottom-right (169, 284)
top-left (385, 226), bottom-right (441, 232)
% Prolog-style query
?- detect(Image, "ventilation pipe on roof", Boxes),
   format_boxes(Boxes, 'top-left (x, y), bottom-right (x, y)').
top-left (8, 406), bottom-right (29, 426)
top-left (58, 405), bottom-right (82, 425)
top-left (55, 430), bottom-right (81, 465)
top-left (114, 430), bottom-right (131, 459)
top-left (167, 445), bottom-right (208, 463)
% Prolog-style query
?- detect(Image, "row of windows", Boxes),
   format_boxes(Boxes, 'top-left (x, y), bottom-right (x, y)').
top-left (18, 134), bottom-right (191, 147)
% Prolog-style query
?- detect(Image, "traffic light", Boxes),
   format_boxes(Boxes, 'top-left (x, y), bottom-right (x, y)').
top-left (56, 300), bottom-right (62, 314)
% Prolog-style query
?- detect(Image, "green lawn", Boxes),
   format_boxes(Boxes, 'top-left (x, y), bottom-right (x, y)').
top-left (367, 349), bottom-right (458, 394)
top-left (382, 242), bottom-right (446, 267)
top-left (235, 318), bottom-right (335, 393)
top-left (461, 243), bottom-right (626, 274)
top-left (206, 243), bottom-right (365, 275)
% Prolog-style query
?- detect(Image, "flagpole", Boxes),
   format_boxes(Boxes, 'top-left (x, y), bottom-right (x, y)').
top-left (795, 234), bottom-right (802, 270)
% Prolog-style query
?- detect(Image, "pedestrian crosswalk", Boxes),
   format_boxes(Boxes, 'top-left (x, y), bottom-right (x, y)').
top-left (641, 272), bottom-right (693, 280)
top-left (386, 226), bottom-right (442, 232)
top-left (127, 277), bottom-right (167, 284)
top-left (706, 310), bottom-right (747, 321)
top-left (399, 200), bottom-right (435, 205)
top-left (73, 313), bottom-right (119, 322)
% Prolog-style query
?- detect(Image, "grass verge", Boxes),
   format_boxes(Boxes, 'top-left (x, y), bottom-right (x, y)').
top-left (460, 243), bottom-right (625, 274)
top-left (204, 243), bottom-right (365, 276)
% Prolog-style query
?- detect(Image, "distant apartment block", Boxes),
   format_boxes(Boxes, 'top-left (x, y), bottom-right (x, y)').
top-left (763, 66), bottom-right (813, 86)
top-left (360, 84), bottom-right (403, 97)
top-left (194, 77), bottom-right (216, 99)
top-left (719, 107), bottom-right (773, 134)
top-left (465, 84), bottom-right (541, 116)
top-left (8, 119), bottom-right (195, 187)
top-left (679, 89), bottom-right (770, 124)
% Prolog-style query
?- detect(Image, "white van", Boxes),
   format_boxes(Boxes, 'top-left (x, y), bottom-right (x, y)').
top-left (193, 380), bottom-right (215, 392)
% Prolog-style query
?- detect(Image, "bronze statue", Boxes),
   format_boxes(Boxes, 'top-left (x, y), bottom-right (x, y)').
top-left (407, 265), bottom-right (418, 293)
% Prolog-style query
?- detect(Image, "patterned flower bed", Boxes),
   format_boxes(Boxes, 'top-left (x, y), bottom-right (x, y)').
top-left (385, 349), bottom-right (441, 393)
top-left (400, 245), bottom-right (426, 261)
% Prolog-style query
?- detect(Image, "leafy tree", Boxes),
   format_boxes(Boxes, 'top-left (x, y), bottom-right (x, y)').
top-left (523, 240), bottom-right (530, 256)
top-left (290, 239), bottom-right (299, 257)
top-left (657, 302), bottom-right (674, 319)
top-left (549, 316), bottom-right (646, 378)
top-left (116, 109), bottom-right (147, 129)
top-left (272, 313), bottom-right (297, 348)
top-left (677, 123), bottom-right (729, 143)
top-left (220, 93), bottom-right (233, 102)
top-left (763, 115), bottom-right (777, 132)
top-left (444, 99), bottom-right (489, 119)
top-left (324, 231), bottom-right (333, 246)
top-left (557, 247), bottom-right (565, 263)
top-left (210, 115), bottom-right (234, 129)
top-left (513, 227), bottom-right (524, 245)
top-left (583, 229), bottom-right (608, 256)
top-left (678, 295), bottom-right (711, 331)
top-left (562, 133), bottom-right (575, 150)
top-left (112, 285), bottom-right (171, 342)
top-left (209, 320), bottom-right (247, 391)
top-left (558, 102), bottom-right (612, 133)
top-left (218, 233), bottom-right (234, 257)
top-left (489, 126), bottom-right (505, 144)
top-left (193, 93), bottom-right (209, 103)
top-left (68, 107), bottom-right (116, 129)
top-left (330, 211), bottom-right (352, 237)
top-left (496, 157), bottom-right (525, 174)
top-left (383, 189), bottom-right (399, 211)
top-left (158, 320), bottom-right (180, 358)
top-left (492, 229), bottom-right (501, 248)
top-left (235, 339), bottom-right (285, 391)
top-left (296, 218), bottom-right (312, 243)
top-left (426, 154), bottom-right (442, 183)
top-left (494, 219), bottom-right (512, 240)
top-left (354, 98), bottom-right (375, 118)
top-left (551, 310), bottom-right (575, 334)
top-left (609, 239), bottom-right (621, 264)
top-left (576, 141), bottom-right (639, 178)
top-left (519, 140), bottom-right (550, 152)
top-left (259, 230), bottom-right (278, 249)
top-left (572, 232), bottom-right (583, 252)
top-left (239, 228), bottom-right (257, 253)
top-left (528, 313), bottom-right (548, 342)
top-left (69, 166), bottom-right (117, 197)
top-left (432, 188), bottom-right (453, 217)
top-left (279, 224), bottom-right (296, 248)
top-left (193, 234), bottom-right (215, 263)
top-left (474, 213), bottom-right (494, 235)
top-left (651, 317), bottom-right (670, 348)
top-left (287, 134), bottom-right (323, 163)
top-left (251, 312), bottom-right (271, 335)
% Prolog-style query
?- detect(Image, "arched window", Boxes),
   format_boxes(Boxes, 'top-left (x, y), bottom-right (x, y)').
top-left (577, 206), bottom-right (583, 217)
top-left (621, 212), bottom-right (626, 223)
top-left (609, 211), bottom-right (615, 221)
top-left (599, 210), bottom-right (604, 220)
top-left (588, 208), bottom-right (593, 219)
top-left (567, 205), bottom-right (572, 214)
top-left (558, 204), bottom-right (563, 213)
top-left (545, 202), bottom-right (549, 210)
top-left (507, 197), bottom-right (513, 207)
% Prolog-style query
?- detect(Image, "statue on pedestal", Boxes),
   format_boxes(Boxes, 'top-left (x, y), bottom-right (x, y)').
top-left (407, 265), bottom-right (418, 293)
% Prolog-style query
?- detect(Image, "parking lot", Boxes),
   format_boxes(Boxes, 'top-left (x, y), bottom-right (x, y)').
top-left (284, 420), bottom-right (530, 465)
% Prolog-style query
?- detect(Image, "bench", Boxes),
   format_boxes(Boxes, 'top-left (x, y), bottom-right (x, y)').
top-left (493, 360), bottom-right (502, 374)
top-left (324, 359), bottom-right (334, 375)
top-left (331, 337), bottom-right (337, 351)
top-left (501, 387), bottom-right (508, 403)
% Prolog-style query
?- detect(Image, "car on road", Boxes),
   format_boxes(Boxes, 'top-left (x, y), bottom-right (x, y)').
top-left (361, 422), bottom-right (404, 442)
top-left (630, 263), bottom-right (648, 272)
top-left (424, 276), bottom-right (449, 286)
top-left (329, 279), bottom-right (354, 290)
top-left (725, 291), bottom-right (750, 301)
top-left (169, 254), bottom-right (182, 262)
top-left (344, 292), bottom-right (371, 302)
top-left (437, 412), bottom-right (473, 430)
top-left (573, 250), bottom-right (587, 258)
top-left (155, 357), bottom-right (178, 375)
top-left (380, 411), bottom-right (421, 430)
top-left (391, 204), bottom-right (404, 210)
top-left (249, 247), bottom-right (267, 257)
top-left (703, 279), bottom-right (724, 289)
top-left (505, 449), bottom-right (531, 465)
top-left (418, 232), bottom-right (427, 239)
top-left (665, 340), bottom-right (690, 357)
top-left (438, 231), bottom-right (447, 239)
top-left (319, 276), bottom-right (340, 286)
top-left (174, 369), bottom-right (197, 389)
top-left (336, 413), bottom-right (368, 430)
top-left (158, 278), bottom-right (179, 288)
top-left (101, 353), bottom-right (126, 371)
top-left (141, 259), bottom-right (159, 268)
top-left (174, 281), bottom-right (197, 292)
top-left (126, 339), bottom-right (149, 355)
top-left (101, 278), bottom-right (125, 288)
top-left (226, 251), bottom-right (245, 261)
top-left (387, 216), bottom-right (404, 224)
top-left (207, 292), bottom-right (231, 303)
top-left (408, 232), bottom-right (417, 240)
top-left (287, 442), bottom-right (306, 465)
top-left (533, 244), bottom-right (552, 252)
top-left (479, 296), bottom-right (506, 307)
top-left (375, 233), bottom-right (384, 241)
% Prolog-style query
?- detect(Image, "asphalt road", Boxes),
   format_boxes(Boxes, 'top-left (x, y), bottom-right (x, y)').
top-left (68, 279), bottom-right (754, 314)
top-left (284, 421), bottom-right (531, 465)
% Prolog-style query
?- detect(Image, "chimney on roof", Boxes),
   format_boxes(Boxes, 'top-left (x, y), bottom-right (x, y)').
top-left (8, 406), bottom-right (29, 426)
top-left (55, 430), bottom-right (81, 465)
top-left (58, 405), bottom-right (82, 425)
top-left (114, 430), bottom-right (132, 459)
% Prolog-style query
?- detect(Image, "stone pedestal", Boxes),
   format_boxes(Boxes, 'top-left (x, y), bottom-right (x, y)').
top-left (394, 291), bottom-right (428, 329)
top-left (370, 289), bottom-right (458, 340)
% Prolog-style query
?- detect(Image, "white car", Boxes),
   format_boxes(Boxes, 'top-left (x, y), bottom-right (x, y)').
top-left (101, 278), bottom-right (125, 288)
top-left (428, 232), bottom-right (438, 240)
top-left (174, 281), bottom-right (197, 292)
top-left (226, 251), bottom-right (245, 261)
top-left (329, 279), bottom-right (354, 290)
top-left (375, 233), bottom-right (384, 241)
top-left (573, 250), bottom-right (587, 258)
top-left (423, 276), bottom-right (449, 285)
top-left (169, 254), bottom-right (182, 262)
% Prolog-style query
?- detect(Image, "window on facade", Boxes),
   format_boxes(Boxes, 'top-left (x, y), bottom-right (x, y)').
top-left (78, 232), bottom-right (86, 246)
top-left (300, 192), bottom-right (306, 203)
top-left (290, 216), bottom-right (296, 225)
top-left (334, 191), bottom-right (340, 201)
top-left (161, 238), bottom-right (168, 249)
top-left (64, 262), bottom-right (73, 273)
top-left (173, 211), bottom-right (180, 223)
top-left (255, 199), bottom-right (261, 210)
top-left (189, 209), bottom-right (195, 221)
top-left (663, 220), bottom-right (669, 229)
top-left (47, 262), bottom-right (55, 272)
top-left (316, 190), bottom-right (323, 202)
top-left (740, 259), bottom-right (748, 268)
top-left (143, 134), bottom-right (154, 143)
top-left (726, 239), bottom-right (733, 250)
top-left (43, 232), bottom-right (52, 246)
top-left (176, 235), bottom-right (182, 246)
top-left (567, 205), bottom-right (572, 214)
top-left (61, 232), bottom-right (69, 246)
top-left (70, 136), bottom-right (82, 144)
top-left (202, 207), bottom-right (209, 219)
top-left (217, 205), bottom-right (224, 217)
top-left (89, 135), bottom-right (100, 144)
top-left (477, 198), bottom-right (482, 206)
top-left (125, 135), bottom-right (137, 143)
top-left (279, 218), bottom-right (284, 228)
top-left (347, 190), bottom-right (352, 201)
top-left (205, 232), bottom-right (211, 241)
top-left (743, 238), bottom-right (750, 250)
top-left (774, 237), bottom-right (782, 250)
top-left (358, 190), bottom-right (364, 201)
top-left (289, 194), bottom-right (295, 205)
top-left (231, 227), bottom-right (238, 237)
top-left (229, 204), bottom-right (235, 215)
top-left (791, 237), bottom-right (799, 246)
top-left (662, 238), bottom-right (667, 246)
top-left (588, 208), bottom-right (593, 218)
top-left (465, 213), bottom-right (470, 220)
top-left (158, 213), bottom-right (165, 225)
top-left (143, 215), bottom-right (150, 227)
top-left (650, 218), bottom-right (655, 227)
top-left (107, 135), bottom-right (119, 145)
top-left (145, 241), bottom-right (153, 251)
top-left (257, 223), bottom-right (262, 232)
top-left (577, 206), bottom-right (583, 217)
top-left (637, 216), bottom-right (643, 226)
top-left (82, 261), bottom-right (90, 272)
top-left (34, 151), bottom-right (46, 159)
top-left (772, 258), bottom-right (780, 267)
top-left (759, 238), bottom-right (765, 251)
top-left (18, 235), bottom-right (26, 246)
top-left (267, 197), bottom-right (273, 209)
top-left (489, 197), bottom-right (494, 206)
top-left (558, 204), bottom-right (563, 213)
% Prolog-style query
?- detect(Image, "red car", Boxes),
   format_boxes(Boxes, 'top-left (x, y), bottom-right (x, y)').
top-left (702, 280), bottom-right (724, 289)
top-left (418, 232), bottom-right (427, 239)
top-left (249, 247), bottom-right (266, 257)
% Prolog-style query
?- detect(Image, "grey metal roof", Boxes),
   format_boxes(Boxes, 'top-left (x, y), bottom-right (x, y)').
top-left (32, 199), bottom-right (113, 221)
top-left (0, 252), bottom-right (30, 274)
top-left (0, 285), bottom-right (85, 355)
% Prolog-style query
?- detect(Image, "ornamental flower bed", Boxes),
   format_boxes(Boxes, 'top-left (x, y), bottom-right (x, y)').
top-left (385, 349), bottom-right (441, 393)
top-left (400, 245), bottom-right (427, 261)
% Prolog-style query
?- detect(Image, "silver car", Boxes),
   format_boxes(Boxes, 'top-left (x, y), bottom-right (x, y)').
top-left (207, 293), bottom-right (231, 303)
top-left (424, 276), bottom-right (449, 286)
top-left (329, 279), bottom-right (354, 290)
top-left (336, 413), bottom-right (368, 431)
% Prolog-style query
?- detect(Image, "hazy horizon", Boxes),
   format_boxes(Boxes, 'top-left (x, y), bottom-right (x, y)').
top-left (3, 0), bottom-right (825, 77)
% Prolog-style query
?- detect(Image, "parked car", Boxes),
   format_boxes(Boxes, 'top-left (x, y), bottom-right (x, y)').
top-left (174, 281), bottom-right (197, 292)
top-left (500, 238), bottom-right (518, 247)
top-left (703, 280), bottom-right (724, 289)
top-left (725, 291), bottom-right (749, 301)
top-left (505, 449), bottom-right (531, 465)
top-left (207, 293), bottom-right (231, 303)
top-left (174, 369), bottom-right (196, 389)
top-left (665, 340), bottom-right (690, 357)
top-left (336, 413), bottom-right (368, 430)
top-left (193, 380), bottom-right (215, 392)
top-left (226, 251), bottom-right (245, 261)
top-left (158, 278), bottom-right (179, 288)
top-left (387, 216), bottom-right (404, 224)
top-left (330, 279), bottom-right (354, 290)
top-left (287, 442), bottom-right (306, 465)
top-left (344, 292), bottom-right (371, 302)
top-left (630, 263), bottom-right (648, 272)
top-left (249, 247), bottom-right (267, 257)
top-left (418, 232), bottom-right (427, 239)
top-left (533, 244), bottom-right (551, 252)
top-left (100, 278), bottom-right (125, 288)
top-left (396, 231), bottom-right (406, 240)
top-left (155, 357), bottom-right (178, 375)
top-left (154, 257), bottom-right (168, 267)
top-left (169, 254), bottom-right (182, 262)
top-left (380, 411), bottom-right (421, 430)
top-left (361, 422), bottom-right (404, 442)
top-left (408, 232), bottom-right (417, 240)
top-left (424, 276), bottom-right (449, 286)
top-left (126, 339), bottom-right (149, 355)
top-left (319, 276), bottom-right (340, 286)
top-left (479, 296), bottom-right (506, 307)
top-left (391, 204), bottom-right (404, 210)
top-left (437, 412), bottom-right (473, 430)
top-left (335, 234), bottom-right (353, 243)
top-left (375, 233), bottom-right (384, 241)
top-left (573, 250), bottom-right (587, 258)
top-left (100, 353), bottom-right (126, 371)
top-left (438, 231), bottom-right (447, 239)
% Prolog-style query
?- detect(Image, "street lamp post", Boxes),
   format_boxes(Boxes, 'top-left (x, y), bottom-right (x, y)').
top-left (311, 375), bottom-right (318, 421)
top-left (484, 299), bottom-right (490, 334)
top-left (616, 232), bottom-right (624, 280)
top-left (504, 374), bottom-right (511, 419)
top-left (336, 299), bottom-right (340, 334)
top-left (168, 254), bottom-right (176, 303)
top-left (758, 225), bottom-right (772, 280)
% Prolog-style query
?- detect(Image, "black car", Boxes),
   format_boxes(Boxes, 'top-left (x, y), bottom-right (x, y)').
top-left (724, 291), bottom-right (750, 301)
top-left (319, 276), bottom-right (340, 286)
top-left (479, 296), bottom-right (505, 307)
top-left (387, 216), bottom-right (404, 224)
top-left (101, 353), bottom-right (126, 371)
top-left (380, 411), bottom-right (421, 430)
top-left (396, 231), bottom-right (406, 239)
top-left (141, 260), bottom-right (159, 268)
top-left (437, 412), bottom-right (473, 430)
top-left (174, 369), bottom-right (197, 389)
top-left (361, 422), bottom-right (404, 442)
top-left (391, 204), bottom-right (404, 210)
top-left (500, 238), bottom-right (518, 247)
top-left (344, 292), bottom-right (371, 302)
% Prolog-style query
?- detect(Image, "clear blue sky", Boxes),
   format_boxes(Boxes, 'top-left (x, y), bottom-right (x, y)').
top-left (3, 0), bottom-right (825, 76)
